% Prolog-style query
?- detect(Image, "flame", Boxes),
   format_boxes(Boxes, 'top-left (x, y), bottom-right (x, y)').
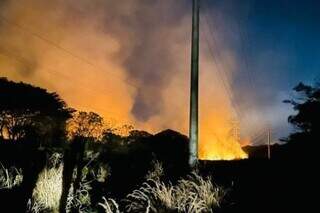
top-left (197, 52), bottom-right (249, 160)
top-left (0, 0), bottom-right (250, 161)
top-left (199, 136), bottom-right (248, 160)
top-left (199, 109), bottom-right (248, 161)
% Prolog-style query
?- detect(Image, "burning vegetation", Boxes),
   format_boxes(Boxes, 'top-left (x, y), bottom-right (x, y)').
top-left (199, 122), bottom-right (248, 160)
top-left (0, 0), bottom-right (251, 161)
top-left (199, 137), bottom-right (248, 161)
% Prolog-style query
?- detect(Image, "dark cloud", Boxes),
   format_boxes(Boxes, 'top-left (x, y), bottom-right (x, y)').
top-left (0, 0), bottom-right (191, 121)
top-left (96, 1), bottom-right (190, 121)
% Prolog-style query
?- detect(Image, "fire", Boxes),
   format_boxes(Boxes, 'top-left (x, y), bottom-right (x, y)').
top-left (199, 135), bottom-right (248, 160)
top-left (198, 89), bottom-right (248, 160)
top-left (199, 124), bottom-right (248, 160)
top-left (0, 0), bottom-right (250, 161)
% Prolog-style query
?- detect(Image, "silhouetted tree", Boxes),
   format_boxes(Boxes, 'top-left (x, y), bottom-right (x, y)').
top-left (0, 77), bottom-right (73, 145)
top-left (284, 82), bottom-right (320, 154)
top-left (0, 77), bottom-right (73, 211)
top-left (67, 111), bottom-right (104, 140)
top-left (113, 124), bottom-right (134, 136)
top-left (61, 111), bottom-right (104, 213)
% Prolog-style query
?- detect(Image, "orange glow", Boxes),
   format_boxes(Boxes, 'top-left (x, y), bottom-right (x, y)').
top-left (0, 0), bottom-right (249, 160)
top-left (199, 106), bottom-right (248, 160)
top-left (195, 50), bottom-right (248, 160)
top-left (199, 131), bottom-right (248, 160)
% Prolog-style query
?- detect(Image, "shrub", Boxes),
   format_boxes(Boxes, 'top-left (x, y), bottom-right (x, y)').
top-left (66, 151), bottom-right (111, 213)
top-left (28, 151), bottom-right (111, 212)
top-left (0, 163), bottom-right (23, 189)
top-left (66, 168), bottom-right (93, 213)
top-left (125, 172), bottom-right (225, 213)
top-left (175, 173), bottom-right (225, 212)
top-left (99, 197), bottom-right (120, 213)
top-left (31, 157), bottom-right (63, 212)
top-left (145, 159), bottom-right (164, 181)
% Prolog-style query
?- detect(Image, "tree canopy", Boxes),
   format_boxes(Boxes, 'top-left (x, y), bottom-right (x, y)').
top-left (284, 82), bottom-right (320, 145)
top-left (67, 111), bottom-right (104, 140)
top-left (0, 77), bottom-right (73, 143)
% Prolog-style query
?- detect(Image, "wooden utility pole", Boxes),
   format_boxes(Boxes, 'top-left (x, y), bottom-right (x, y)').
top-left (189, 0), bottom-right (200, 168)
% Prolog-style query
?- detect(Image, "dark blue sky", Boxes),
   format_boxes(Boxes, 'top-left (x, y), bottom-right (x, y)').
top-left (203, 0), bottom-right (320, 143)
top-left (206, 0), bottom-right (320, 86)
top-left (1, 0), bottom-right (319, 144)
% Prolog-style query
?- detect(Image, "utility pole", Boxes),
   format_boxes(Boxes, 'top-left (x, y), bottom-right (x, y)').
top-left (189, 0), bottom-right (200, 168)
top-left (267, 129), bottom-right (271, 160)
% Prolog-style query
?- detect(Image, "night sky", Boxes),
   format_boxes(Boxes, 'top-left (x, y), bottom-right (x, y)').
top-left (204, 0), bottom-right (320, 143)
top-left (1, 0), bottom-right (319, 148)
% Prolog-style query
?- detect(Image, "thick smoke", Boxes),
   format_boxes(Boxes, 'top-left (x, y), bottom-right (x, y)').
top-left (100, 1), bottom-right (190, 121)
top-left (0, 0), bottom-right (191, 122)
top-left (0, 0), bottom-right (289, 159)
top-left (57, 0), bottom-right (191, 121)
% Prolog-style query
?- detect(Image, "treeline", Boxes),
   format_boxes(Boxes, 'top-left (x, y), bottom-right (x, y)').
top-left (0, 77), bottom-right (190, 212)
top-left (1, 77), bottom-right (320, 212)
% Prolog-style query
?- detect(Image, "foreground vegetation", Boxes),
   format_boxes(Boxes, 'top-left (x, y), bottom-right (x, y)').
top-left (0, 78), bottom-right (318, 212)
top-left (1, 154), bottom-right (224, 213)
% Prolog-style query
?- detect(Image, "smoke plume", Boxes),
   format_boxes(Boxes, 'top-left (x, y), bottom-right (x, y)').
top-left (0, 0), bottom-right (277, 159)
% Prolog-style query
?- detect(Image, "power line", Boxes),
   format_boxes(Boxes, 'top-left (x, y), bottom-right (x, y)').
top-left (233, 4), bottom-right (260, 130)
top-left (252, 131), bottom-right (265, 140)
top-left (236, 17), bottom-right (255, 92)
top-left (201, 6), bottom-right (264, 146)
top-left (0, 47), bottom-right (109, 92)
top-left (202, 6), bottom-right (259, 145)
top-left (0, 15), bottom-right (139, 89)
top-left (203, 1), bottom-right (279, 146)
top-left (0, 48), bottom-right (124, 116)
top-left (201, 1), bottom-right (254, 129)
top-left (0, 14), bottom-right (198, 95)
top-left (201, 11), bottom-right (240, 120)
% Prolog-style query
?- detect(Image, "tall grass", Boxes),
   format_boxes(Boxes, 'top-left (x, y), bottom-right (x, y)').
top-left (175, 173), bottom-right (225, 212)
top-left (30, 153), bottom-right (64, 213)
top-left (65, 169), bottom-right (93, 213)
top-left (29, 152), bottom-right (91, 213)
top-left (145, 159), bottom-right (164, 181)
top-left (99, 197), bottom-right (120, 213)
top-left (2, 152), bottom-right (225, 213)
top-left (0, 163), bottom-right (23, 189)
top-left (31, 164), bottom-right (63, 212)
top-left (125, 172), bottom-right (225, 213)
top-left (28, 151), bottom-right (111, 213)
